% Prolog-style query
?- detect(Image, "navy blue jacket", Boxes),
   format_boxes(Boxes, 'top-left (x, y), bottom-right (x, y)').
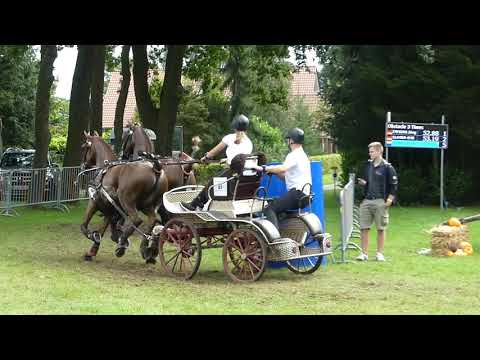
top-left (362, 159), bottom-right (398, 202)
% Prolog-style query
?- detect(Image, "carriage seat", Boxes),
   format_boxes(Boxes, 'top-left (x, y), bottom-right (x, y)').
top-left (209, 155), bottom-right (264, 202)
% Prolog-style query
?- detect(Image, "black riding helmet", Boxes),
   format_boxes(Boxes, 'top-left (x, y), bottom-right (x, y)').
top-left (286, 128), bottom-right (305, 144)
top-left (231, 114), bottom-right (249, 131)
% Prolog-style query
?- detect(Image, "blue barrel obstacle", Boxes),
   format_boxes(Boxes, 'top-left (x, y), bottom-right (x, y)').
top-left (260, 161), bottom-right (326, 268)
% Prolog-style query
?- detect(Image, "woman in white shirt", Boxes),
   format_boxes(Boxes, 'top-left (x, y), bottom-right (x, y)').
top-left (181, 114), bottom-right (253, 211)
top-left (253, 128), bottom-right (311, 228)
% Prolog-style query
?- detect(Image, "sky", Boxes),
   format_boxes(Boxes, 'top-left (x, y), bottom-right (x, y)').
top-left (49, 46), bottom-right (320, 100)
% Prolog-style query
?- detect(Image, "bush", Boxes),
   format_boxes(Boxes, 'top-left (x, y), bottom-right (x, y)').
top-left (395, 167), bottom-right (431, 205)
top-left (445, 168), bottom-right (475, 206)
top-left (309, 153), bottom-right (342, 174)
top-left (249, 115), bottom-right (286, 162)
top-left (194, 163), bottom-right (225, 185)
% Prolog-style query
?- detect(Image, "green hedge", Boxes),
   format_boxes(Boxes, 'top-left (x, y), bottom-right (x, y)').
top-left (194, 163), bottom-right (226, 185)
top-left (309, 154), bottom-right (342, 174)
top-left (194, 153), bottom-right (342, 186)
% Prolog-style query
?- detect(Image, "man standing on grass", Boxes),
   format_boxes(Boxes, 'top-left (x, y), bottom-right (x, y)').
top-left (356, 142), bottom-right (398, 262)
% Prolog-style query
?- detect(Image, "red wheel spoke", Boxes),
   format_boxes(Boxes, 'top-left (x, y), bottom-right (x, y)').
top-left (246, 257), bottom-right (261, 272)
top-left (235, 237), bottom-right (245, 252)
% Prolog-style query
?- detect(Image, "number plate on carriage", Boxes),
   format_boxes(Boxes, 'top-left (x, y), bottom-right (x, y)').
top-left (213, 177), bottom-right (228, 197)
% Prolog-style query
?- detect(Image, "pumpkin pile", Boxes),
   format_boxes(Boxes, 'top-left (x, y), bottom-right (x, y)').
top-left (428, 218), bottom-right (473, 257)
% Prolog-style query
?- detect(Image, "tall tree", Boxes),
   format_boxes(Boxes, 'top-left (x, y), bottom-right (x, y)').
top-left (63, 45), bottom-right (94, 166)
top-left (33, 45), bottom-right (57, 169)
top-left (0, 116), bottom-right (3, 157)
top-left (132, 45), bottom-right (186, 155)
top-left (89, 45), bottom-right (106, 135)
top-left (156, 45), bottom-right (187, 155)
top-left (132, 45), bottom-right (157, 131)
top-left (113, 45), bottom-right (131, 154)
top-left (0, 45), bottom-right (38, 148)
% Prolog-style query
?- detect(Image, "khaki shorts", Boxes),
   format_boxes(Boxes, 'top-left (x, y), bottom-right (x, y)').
top-left (359, 199), bottom-right (390, 230)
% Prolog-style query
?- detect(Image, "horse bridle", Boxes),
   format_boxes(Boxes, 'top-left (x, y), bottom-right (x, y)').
top-left (121, 129), bottom-right (134, 159)
top-left (81, 139), bottom-right (94, 169)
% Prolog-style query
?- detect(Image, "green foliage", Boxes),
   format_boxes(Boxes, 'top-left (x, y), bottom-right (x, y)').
top-left (194, 163), bottom-right (226, 185)
top-left (318, 45), bottom-right (480, 202)
top-left (248, 115), bottom-right (286, 162)
top-left (445, 168), bottom-right (475, 206)
top-left (48, 97), bottom-right (69, 164)
top-left (309, 153), bottom-right (342, 174)
top-left (221, 46), bottom-right (292, 117)
top-left (0, 45), bottom-right (39, 148)
top-left (177, 85), bottom-right (226, 156)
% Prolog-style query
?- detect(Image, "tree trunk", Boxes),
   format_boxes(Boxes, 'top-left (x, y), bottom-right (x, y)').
top-left (89, 45), bottom-right (106, 136)
top-left (31, 45), bottom-right (57, 204)
top-left (113, 45), bottom-right (131, 154)
top-left (0, 116), bottom-right (3, 158)
top-left (156, 45), bottom-right (187, 156)
top-left (64, 45), bottom-right (95, 167)
top-left (132, 45), bottom-right (157, 131)
top-left (33, 45), bottom-right (57, 169)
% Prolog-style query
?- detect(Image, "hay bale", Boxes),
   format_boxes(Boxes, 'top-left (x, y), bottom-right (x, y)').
top-left (428, 224), bottom-right (470, 257)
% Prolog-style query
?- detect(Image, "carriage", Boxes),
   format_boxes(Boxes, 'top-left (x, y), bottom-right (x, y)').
top-left (154, 155), bottom-right (333, 283)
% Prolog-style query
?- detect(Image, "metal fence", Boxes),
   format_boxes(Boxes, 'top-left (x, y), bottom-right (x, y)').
top-left (334, 173), bottom-right (362, 263)
top-left (0, 166), bottom-right (98, 216)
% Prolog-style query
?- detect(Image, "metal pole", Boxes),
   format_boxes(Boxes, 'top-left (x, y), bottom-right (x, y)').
top-left (440, 115), bottom-right (445, 210)
top-left (385, 111), bottom-right (391, 163)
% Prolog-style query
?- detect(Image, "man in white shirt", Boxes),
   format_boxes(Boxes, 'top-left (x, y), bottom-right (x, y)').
top-left (253, 128), bottom-right (312, 228)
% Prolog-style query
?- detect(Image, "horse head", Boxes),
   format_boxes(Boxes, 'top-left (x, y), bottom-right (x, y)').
top-left (121, 124), bottom-right (155, 160)
top-left (81, 131), bottom-right (97, 170)
top-left (81, 130), bottom-right (117, 169)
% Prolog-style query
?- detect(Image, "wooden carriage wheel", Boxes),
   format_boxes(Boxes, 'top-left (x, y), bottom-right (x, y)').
top-left (223, 228), bottom-right (267, 283)
top-left (159, 218), bottom-right (202, 280)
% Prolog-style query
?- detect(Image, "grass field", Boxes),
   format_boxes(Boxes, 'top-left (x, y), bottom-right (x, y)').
top-left (1, 191), bottom-right (480, 314)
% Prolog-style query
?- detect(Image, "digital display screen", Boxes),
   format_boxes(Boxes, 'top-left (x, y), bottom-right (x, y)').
top-left (385, 122), bottom-right (448, 149)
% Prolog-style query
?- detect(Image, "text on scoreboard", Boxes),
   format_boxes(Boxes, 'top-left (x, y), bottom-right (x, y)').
top-left (385, 122), bottom-right (448, 149)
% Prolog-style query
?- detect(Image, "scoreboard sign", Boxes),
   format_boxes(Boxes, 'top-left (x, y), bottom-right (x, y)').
top-left (385, 122), bottom-right (448, 149)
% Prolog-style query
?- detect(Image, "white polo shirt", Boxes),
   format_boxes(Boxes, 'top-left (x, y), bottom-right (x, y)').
top-left (222, 133), bottom-right (253, 165)
top-left (283, 147), bottom-right (312, 194)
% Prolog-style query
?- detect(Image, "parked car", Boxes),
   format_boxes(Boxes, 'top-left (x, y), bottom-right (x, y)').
top-left (0, 148), bottom-right (59, 202)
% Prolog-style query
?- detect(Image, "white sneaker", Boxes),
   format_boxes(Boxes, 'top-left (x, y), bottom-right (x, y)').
top-left (355, 253), bottom-right (368, 261)
top-left (376, 252), bottom-right (386, 261)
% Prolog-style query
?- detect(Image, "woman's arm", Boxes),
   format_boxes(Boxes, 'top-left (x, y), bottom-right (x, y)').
top-left (204, 141), bottom-right (226, 160)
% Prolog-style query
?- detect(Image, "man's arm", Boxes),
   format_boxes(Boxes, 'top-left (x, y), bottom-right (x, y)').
top-left (386, 165), bottom-right (398, 206)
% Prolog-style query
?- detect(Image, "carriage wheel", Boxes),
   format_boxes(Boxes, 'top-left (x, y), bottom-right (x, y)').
top-left (286, 233), bottom-right (324, 275)
top-left (159, 218), bottom-right (202, 280)
top-left (223, 229), bottom-right (267, 283)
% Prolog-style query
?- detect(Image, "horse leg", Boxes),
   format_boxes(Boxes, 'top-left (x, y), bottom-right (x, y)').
top-left (140, 208), bottom-right (161, 264)
top-left (81, 199), bottom-right (101, 261)
top-left (84, 216), bottom-right (110, 261)
top-left (115, 195), bottom-right (143, 258)
top-left (80, 199), bottom-right (97, 240)
top-left (110, 211), bottom-right (124, 243)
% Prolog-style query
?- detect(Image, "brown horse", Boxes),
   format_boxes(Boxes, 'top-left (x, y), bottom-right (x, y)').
top-left (80, 131), bottom-right (168, 262)
top-left (121, 124), bottom-right (197, 220)
top-left (121, 124), bottom-right (155, 161)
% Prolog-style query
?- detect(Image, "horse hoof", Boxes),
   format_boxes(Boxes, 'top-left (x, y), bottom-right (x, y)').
top-left (84, 254), bottom-right (93, 261)
top-left (145, 258), bottom-right (156, 265)
top-left (115, 247), bottom-right (126, 258)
